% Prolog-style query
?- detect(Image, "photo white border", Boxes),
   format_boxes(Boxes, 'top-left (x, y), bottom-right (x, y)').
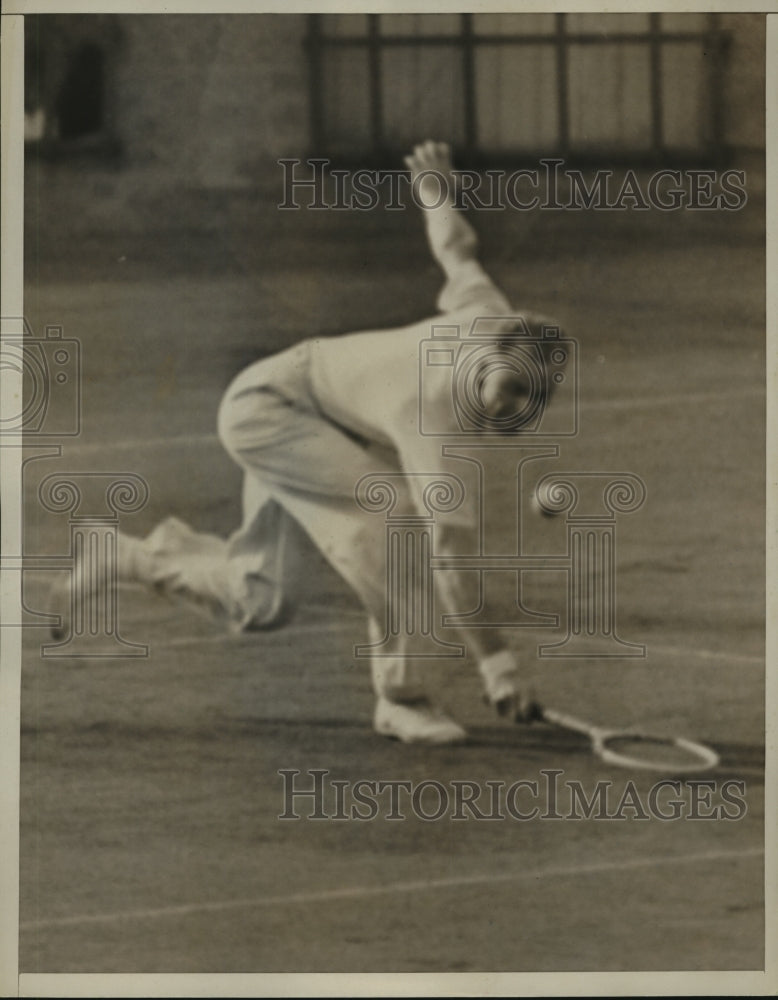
top-left (1, 2), bottom-right (774, 996)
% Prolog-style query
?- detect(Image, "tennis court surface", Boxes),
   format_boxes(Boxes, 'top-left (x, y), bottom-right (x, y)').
top-left (19, 183), bottom-right (765, 974)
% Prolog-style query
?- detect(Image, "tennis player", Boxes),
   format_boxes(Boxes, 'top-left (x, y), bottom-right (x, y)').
top-left (57, 142), bottom-right (564, 744)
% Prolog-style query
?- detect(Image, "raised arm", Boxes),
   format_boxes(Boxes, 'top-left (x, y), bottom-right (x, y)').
top-left (405, 141), bottom-right (512, 316)
top-left (404, 141), bottom-right (479, 276)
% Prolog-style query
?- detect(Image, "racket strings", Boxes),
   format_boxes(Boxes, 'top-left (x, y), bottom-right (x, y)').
top-left (599, 733), bottom-right (718, 772)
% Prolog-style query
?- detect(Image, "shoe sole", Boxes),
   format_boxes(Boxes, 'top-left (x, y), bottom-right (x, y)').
top-left (374, 721), bottom-right (468, 746)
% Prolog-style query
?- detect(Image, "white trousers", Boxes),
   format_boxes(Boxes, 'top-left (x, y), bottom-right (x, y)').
top-left (215, 339), bottom-right (435, 702)
top-left (127, 260), bottom-right (514, 702)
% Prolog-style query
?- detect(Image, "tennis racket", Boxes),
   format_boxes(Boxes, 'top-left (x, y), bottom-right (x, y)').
top-left (538, 705), bottom-right (720, 773)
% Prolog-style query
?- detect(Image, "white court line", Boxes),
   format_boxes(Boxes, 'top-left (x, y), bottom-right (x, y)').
top-left (648, 644), bottom-right (763, 667)
top-left (584, 387), bottom-right (763, 413)
top-left (63, 431), bottom-right (220, 455)
top-left (160, 617), bottom-right (364, 649)
top-left (53, 387), bottom-right (763, 456)
top-left (156, 624), bottom-right (763, 667)
top-left (20, 845), bottom-right (763, 933)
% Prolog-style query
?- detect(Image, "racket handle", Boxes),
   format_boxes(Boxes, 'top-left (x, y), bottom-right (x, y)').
top-left (540, 707), bottom-right (594, 737)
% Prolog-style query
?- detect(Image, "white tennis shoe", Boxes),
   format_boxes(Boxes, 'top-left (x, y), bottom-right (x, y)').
top-left (373, 696), bottom-right (467, 745)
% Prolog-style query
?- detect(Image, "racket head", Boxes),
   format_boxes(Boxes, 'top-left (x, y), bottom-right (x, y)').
top-left (594, 730), bottom-right (720, 773)
top-left (539, 707), bottom-right (720, 774)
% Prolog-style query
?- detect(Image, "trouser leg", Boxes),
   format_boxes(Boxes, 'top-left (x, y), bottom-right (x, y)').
top-left (218, 383), bottom-right (432, 702)
top-left (366, 616), bottom-right (428, 703)
top-left (116, 517), bottom-right (239, 623)
top-left (224, 475), bottom-right (287, 628)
